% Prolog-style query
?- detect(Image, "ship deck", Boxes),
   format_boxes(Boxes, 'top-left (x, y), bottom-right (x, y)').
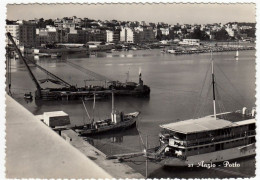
top-left (217, 112), bottom-right (253, 122)
top-left (160, 111), bottom-right (255, 134)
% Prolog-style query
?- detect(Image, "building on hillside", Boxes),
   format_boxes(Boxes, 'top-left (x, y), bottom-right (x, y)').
top-left (225, 27), bottom-right (235, 37)
top-left (160, 28), bottom-right (169, 35)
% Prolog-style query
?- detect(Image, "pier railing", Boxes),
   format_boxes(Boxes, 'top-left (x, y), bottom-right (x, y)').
top-left (168, 130), bottom-right (256, 148)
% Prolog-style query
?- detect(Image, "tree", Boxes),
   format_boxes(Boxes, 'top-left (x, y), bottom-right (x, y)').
top-left (190, 28), bottom-right (209, 40)
top-left (214, 29), bottom-right (230, 41)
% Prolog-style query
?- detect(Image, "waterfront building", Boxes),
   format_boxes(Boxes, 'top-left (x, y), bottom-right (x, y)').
top-left (36, 28), bottom-right (48, 46)
top-left (18, 22), bottom-right (37, 47)
top-left (55, 28), bottom-right (69, 43)
top-left (120, 27), bottom-right (134, 43)
top-left (112, 30), bottom-right (120, 43)
top-left (143, 27), bottom-right (156, 42)
top-left (179, 39), bottom-right (200, 46)
top-left (88, 29), bottom-right (107, 42)
top-left (106, 30), bottom-right (114, 43)
top-left (6, 23), bottom-right (20, 45)
top-left (133, 30), bottom-right (144, 44)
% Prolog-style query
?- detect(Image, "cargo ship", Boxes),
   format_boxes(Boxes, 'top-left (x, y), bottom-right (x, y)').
top-left (74, 91), bottom-right (140, 136)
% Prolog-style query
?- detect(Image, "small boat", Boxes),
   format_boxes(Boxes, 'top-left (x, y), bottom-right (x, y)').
top-left (148, 52), bottom-right (256, 166)
top-left (75, 91), bottom-right (140, 136)
top-left (235, 50), bottom-right (239, 58)
top-left (24, 92), bottom-right (33, 99)
top-left (51, 53), bottom-right (62, 58)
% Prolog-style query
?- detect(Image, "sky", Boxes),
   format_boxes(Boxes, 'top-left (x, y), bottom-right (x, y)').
top-left (6, 3), bottom-right (256, 24)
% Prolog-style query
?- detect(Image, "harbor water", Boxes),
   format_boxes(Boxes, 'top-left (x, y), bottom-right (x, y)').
top-left (9, 49), bottom-right (256, 178)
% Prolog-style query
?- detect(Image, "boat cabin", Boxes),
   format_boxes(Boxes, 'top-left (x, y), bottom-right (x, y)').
top-left (159, 108), bottom-right (256, 159)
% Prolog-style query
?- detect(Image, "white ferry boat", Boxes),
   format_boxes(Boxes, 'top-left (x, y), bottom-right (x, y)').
top-left (154, 53), bottom-right (256, 166)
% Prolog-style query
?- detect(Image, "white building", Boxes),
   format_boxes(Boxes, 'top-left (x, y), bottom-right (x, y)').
top-left (160, 28), bottom-right (169, 35)
top-left (6, 24), bottom-right (20, 45)
top-left (179, 39), bottom-right (200, 46)
top-left (225, 27), bottom-right (234, 37)
top-left (120, 27), bottom-right (134, 43)
top-left (106, 30), bottom-right (114, 43)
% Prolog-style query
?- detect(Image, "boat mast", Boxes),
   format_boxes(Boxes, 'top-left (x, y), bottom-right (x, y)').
top-left (211, 51), bottom-right (217, 119)
top-left (112, 90), bottom-right (114, 113)
top-left (92, 92), bottom-right (96, 125)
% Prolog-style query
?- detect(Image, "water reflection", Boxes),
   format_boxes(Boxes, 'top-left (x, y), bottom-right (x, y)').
top-left (83, 127), bottom-right (140, 145)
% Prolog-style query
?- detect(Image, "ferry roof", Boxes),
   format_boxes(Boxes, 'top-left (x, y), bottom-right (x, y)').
top-left (160, 112), bottom-right (255, 134)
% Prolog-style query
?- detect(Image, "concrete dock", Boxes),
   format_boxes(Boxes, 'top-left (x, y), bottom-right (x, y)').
top-left (5, 95), bottom-right (112, 178)
top-left (61, 129), bottom-right (144, 178)
top-left (5, 94), bottom-right (143, 178)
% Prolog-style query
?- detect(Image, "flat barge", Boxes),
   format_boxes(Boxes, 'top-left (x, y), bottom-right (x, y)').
top-left (6, 32), bottom-right (150, 100)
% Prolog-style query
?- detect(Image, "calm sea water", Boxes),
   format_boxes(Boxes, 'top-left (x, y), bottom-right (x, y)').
top-left (9, 49), bottom-right (256, 178)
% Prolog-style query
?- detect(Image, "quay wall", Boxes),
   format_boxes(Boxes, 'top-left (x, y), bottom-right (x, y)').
top-left (5, 94), bottom-right (143, 178)
top-left (5, 95), bottom-right (112, 178)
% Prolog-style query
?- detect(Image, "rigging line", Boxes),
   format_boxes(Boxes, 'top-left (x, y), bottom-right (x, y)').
top-left (215, 87), bottom-right (226, 118)
top-left (24, 57), bottom-right (71, 87)
top-left (217, 85), bottom-right (229, 116)
top-left (193, 62), bottom-right (212, 119)
top-left (195, 80), bottom-right (212, 118)
top-left (66, 60), bottom-right (112, 82)
top-left (215, 82), bottom-right (244, 108)
top-left (215, 63), bottom-right (245, 103)
top-left (81, 98), bottom-right (91, 122)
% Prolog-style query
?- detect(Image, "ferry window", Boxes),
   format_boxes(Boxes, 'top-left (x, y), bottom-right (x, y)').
top-left (188, 149), bottom-right (192, 151)
top-left (194, 148), bottom-right (198, 150)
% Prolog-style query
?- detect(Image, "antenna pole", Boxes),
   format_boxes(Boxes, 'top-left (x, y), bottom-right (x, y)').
top-left (211, 51), bottom-right (217, 119)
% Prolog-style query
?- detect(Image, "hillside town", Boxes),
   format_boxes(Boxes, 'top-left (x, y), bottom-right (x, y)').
top-left (6, 16), bottom-right (256, 49)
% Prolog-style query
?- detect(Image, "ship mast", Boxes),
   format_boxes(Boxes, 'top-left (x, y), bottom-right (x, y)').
top-left (92, 92), bottom-right (96, 125)
top-left (112, 90), bottom-right (114, 113)
top-left (211, 51), bottom-right (217, 119)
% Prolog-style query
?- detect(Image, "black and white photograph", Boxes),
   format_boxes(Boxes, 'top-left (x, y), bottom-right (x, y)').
top-left (2, 1), bottom-right (258, 179)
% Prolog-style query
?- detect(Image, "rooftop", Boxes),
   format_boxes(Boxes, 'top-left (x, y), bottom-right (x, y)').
top-left (43, 110), bottom-right (68, 117)
top-left (160, 112), bottom-right (255, 134)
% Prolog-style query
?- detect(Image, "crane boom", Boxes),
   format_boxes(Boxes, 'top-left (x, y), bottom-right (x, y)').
top-left (6, 32), bottom-right (42, 98)
top-left (25, 57), bottom-right (72, 87)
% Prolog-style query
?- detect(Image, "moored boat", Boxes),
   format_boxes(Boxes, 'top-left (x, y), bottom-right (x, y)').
top-left (24, 92), bottom-right (33, 99)
top-left (75, 91), bottom-right (140, 136)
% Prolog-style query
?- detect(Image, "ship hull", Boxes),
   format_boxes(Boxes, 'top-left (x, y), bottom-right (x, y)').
top-left (161, 143), bottom-right (255, 167)
top-left (78, 112), bottom-right (139, 136)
